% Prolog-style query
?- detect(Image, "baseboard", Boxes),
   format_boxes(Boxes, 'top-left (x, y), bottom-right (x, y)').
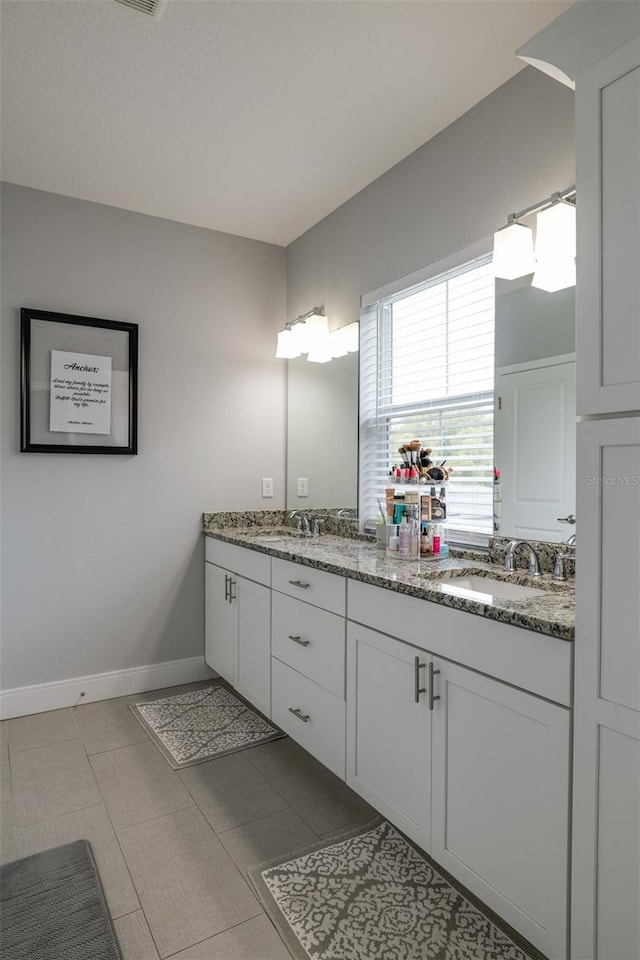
top-left (0, 657), bottom-right (218, 719)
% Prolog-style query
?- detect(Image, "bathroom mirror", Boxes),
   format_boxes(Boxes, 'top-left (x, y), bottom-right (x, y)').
top-left (286, 351), bottom-right (358, 512)
top-left (284, 274), bottom-right (577, 543)
top-left (494, 278), bottom-right (576, 543)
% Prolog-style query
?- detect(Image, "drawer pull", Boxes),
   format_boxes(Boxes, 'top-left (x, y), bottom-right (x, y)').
top-left (288, 706), bottom-right (310, 723)
top-left (414, 656), bottom-right (426, 703)
top-left (288, 579), bottom-right (310, 589)
top-left (224, 574), bottom-right (229, 602)
top-left (288, 635), bottom-right (310, 647)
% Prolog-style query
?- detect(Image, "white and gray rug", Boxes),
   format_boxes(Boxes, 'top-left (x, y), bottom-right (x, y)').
top-left (250, 819), bottom-right (539, 960)
top-left (130, 684), bottom-right (284, 768)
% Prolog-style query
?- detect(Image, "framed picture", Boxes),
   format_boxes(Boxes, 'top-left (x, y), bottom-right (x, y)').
top-left (20, 308), bottom-right (138, 454)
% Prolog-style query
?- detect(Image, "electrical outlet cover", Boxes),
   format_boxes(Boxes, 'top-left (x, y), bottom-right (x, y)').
top-left (297, 477), bottom-right (309, 497)
top-left (262, 477), bottom-right (274, 498)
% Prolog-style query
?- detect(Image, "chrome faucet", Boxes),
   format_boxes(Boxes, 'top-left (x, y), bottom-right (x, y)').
top-left (503, 540), bottom-right (542, 577)
top-left (288, 510), bottom-right (311, 536)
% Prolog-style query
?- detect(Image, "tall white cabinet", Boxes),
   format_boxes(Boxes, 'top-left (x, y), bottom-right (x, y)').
top-left (521, 5), bottom-right (640, 958)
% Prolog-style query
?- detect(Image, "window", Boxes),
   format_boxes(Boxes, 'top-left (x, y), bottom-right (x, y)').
top-left (359, 253), bottom-right (495, 545)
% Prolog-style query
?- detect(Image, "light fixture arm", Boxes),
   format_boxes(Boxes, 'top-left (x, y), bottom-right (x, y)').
top-left (506, 185), bottom-right (575, 226)
top-left (284, 306), bottom-right (325, 332)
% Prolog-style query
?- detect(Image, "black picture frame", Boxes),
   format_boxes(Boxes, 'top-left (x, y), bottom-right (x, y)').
top-left (20, 308), bottom-right (138, 455)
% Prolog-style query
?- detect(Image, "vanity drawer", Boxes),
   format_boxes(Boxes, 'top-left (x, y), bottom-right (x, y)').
top-left (272, 557), bottom-right (346, 615)
top-left (272, 593), bottom-right (345, 698)
top-left (205, 538), bottom-right (270, 586)
top-left (271, 658), bottom-right (346, 779)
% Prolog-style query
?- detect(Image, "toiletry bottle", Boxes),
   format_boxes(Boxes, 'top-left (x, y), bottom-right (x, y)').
top-left (432, 524), bottom-right (441, 556)
top-left (398, 519), bottom-right (410, 558)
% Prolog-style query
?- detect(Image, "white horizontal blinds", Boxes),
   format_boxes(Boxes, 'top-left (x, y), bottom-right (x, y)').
top-left (360, 257), bottom-right (495, 541)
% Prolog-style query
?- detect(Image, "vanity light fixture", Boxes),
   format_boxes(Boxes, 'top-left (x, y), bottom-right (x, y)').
top-left (275, 310), bottom-right (359, 362)
top-left (492, 221), bottom-right (535, 279)
top-left (531, 196), bottom-right (577, 292)
top-left (493, 186), bottom-right (576, 288)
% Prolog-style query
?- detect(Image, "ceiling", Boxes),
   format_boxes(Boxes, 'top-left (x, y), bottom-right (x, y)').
top-left (0, 0), bottom-right (572, 246)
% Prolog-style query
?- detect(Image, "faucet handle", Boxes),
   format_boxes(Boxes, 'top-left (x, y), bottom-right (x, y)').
top-left (311, 517), bottom-right (321, 537)
top-left (552, 552), bottom-right (570, 581)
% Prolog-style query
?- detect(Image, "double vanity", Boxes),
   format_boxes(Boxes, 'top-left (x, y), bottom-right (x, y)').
top-left (203, 512), bottom-right (575, 960)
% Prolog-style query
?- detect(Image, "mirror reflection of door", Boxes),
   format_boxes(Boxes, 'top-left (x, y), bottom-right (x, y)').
top-left (495, 355), bottom-right (576, 543)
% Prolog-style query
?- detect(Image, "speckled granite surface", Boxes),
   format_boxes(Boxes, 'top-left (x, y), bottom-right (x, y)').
top-left (203, 519), bottom-right (575, 642)
top-left (489, 536), bottom-right (575, 576)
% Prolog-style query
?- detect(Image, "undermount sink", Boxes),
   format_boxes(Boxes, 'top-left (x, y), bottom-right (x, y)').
top-left (435, 572), bottom-right (548, 602)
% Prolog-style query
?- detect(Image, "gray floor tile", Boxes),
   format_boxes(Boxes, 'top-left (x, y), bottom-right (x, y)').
top-left (167, 915), bottom-right (290, 960)
top-left (114, 911), bottom-right (160, 960)
top-left (0, 801), bottom-right (16, 863)
top-left (90, 741), bottom-right (193, 829)
top-left (1, 740), bottom-right (11, 806)
top-left (178, 752), bottom-right (289, 833)
top-left (74, 698), bottom-right (149, 755)
top-left (218, 807), bottom-right (317, 874)
top-left (250, 741), bottom-right (375, 835)
top-left (7, 708), bottom-right (78, 753)
top-left (118, 806), bottom-right (260, 958)
top-left (10, 803), bottom-right (140, 918)
top-left (240, 736), bottom-right (291, 763)
top-left (11, 739), bottom-right (101, 825)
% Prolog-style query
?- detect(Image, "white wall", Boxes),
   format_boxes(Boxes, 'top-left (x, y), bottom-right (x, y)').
top-left (286, 67), bottom-right (575, 328)
top-left (0, 183), bottom-right (286, 692)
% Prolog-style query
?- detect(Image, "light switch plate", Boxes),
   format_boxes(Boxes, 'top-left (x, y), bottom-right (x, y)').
top-left (297, 477), bottom-right (309, 497)
top-left (261, 477), bottom-right (274, 498)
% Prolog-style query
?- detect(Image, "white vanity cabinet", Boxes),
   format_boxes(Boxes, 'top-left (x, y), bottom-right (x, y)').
top-left (270, 558), bottom-right (347, 778)
top-left (204, 539), bottom-right (271, 717)
top-left (431, 658), bottom-right (571, 960)
top-left (346, 579), bottom-right (572, 960)
top-left (346, 622), bottom-right (432, 851)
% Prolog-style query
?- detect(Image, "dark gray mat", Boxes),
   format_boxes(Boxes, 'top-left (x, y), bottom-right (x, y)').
top-left (0, 839), bottom-right (123, 960)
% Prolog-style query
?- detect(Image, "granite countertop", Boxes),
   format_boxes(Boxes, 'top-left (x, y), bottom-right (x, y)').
top-left (204, 521), bottom-right (575, 642)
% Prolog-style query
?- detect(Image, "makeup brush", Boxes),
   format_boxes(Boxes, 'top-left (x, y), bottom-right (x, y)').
top-left (398, 446), bottom-right (409, 465)
top-left (377, 499), bottom-right (387, 523)
top-left (409, 439), bottom-right (421, 465)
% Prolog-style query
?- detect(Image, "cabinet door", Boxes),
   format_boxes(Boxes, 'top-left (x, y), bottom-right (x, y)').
top-left (572, 416), bottom-right (640, 960)
top-left (431, 658), bottom-right (570, 960)
top-left (204, 564), bottom-right (236, 684)
top-left (346, 623), bottom-right (431, 851)
top-left (236, 576), bottom-right (271, 718)
top-left (576, 37), bottom-right (640, 415)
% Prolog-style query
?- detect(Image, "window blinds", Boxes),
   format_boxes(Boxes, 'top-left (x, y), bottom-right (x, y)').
top-left (359, 256), bottom-right (495, 543)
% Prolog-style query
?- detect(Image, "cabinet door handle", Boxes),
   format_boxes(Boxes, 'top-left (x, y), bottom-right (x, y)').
top-left (288, 635), bottom-right (310, 647)
top-left (414, 656), bottom-right (426, 703)
top-left (228, 577), bottom-right (236, 603)
top-left (224, 574), bottom-right (229, 601)
top-left (428, 661), bottom-right (441, 711)
top-left (288, 706), bottom-right (310, 723)
top-left (288, 579), bottom-right (310, 589)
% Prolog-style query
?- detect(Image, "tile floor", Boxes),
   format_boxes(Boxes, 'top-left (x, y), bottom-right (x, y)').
top-left (0, 682), bottom-right (375, 959)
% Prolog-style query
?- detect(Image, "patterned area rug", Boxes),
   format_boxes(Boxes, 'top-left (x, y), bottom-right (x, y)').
top-left (130, 684), bottom-right (284, 768)
top-left (250, 819), bottom-right (540, 960)
top-left (0, 840), bottom-right (122, 960)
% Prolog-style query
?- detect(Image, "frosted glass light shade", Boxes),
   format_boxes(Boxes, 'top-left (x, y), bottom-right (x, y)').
top-left (275, 328), bottom-right (301, 359)
top-left (329, 327), bottom-right (349, 358)
top-left (531, 258), bottom-right (576, 292)
top-left (534, 200), bottom-right (576, 261)
top-left (532, 200), bottom-right (576, 292)
top-left (492, 223), bottom-right (535, 279)
top-left (343, 321), bottom-right (359, 352)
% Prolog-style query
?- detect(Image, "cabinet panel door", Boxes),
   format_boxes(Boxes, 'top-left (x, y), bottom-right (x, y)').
top-left (236, 577), bottom-right (271, 718)
top-left (595, 718), bottom-right (640, 960)
top-left (204, 564), bottom-right (236, 684)
top-left (431, 659), bottom-right (570, 960)
top-left (577, 38), bottom-right (640, 415)
top-left (346, 623), bottom-right (431, 851)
